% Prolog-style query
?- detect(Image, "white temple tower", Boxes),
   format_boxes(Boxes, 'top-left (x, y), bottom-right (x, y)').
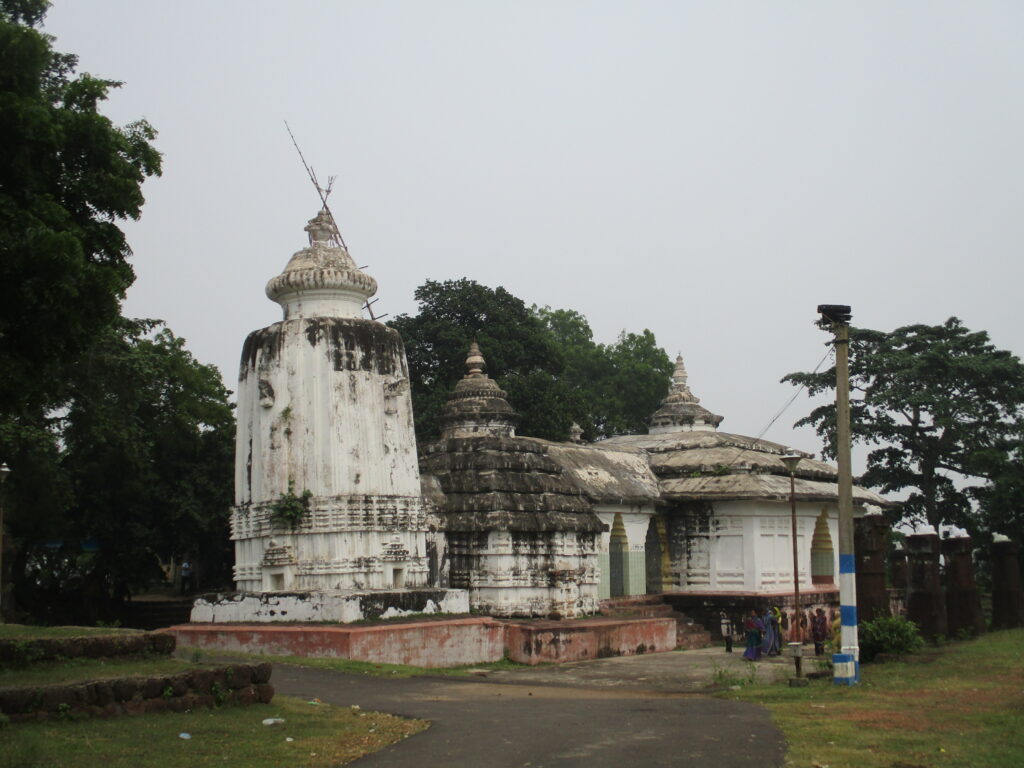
top-left (230, 209), bottom-right (428, 592)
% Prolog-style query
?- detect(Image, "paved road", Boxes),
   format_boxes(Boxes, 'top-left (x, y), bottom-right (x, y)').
top-left (271, 649), bottom-right (789, 767)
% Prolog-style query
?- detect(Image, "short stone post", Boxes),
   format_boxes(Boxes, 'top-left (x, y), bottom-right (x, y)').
top-left (991, 539), bottom-right (1024, 630)
top-left (905, 533), bottom-right (947, 641)
top-left (854, 513), bottom-right (890, 622)
top-left (941, 536), bottom-right (985, 637)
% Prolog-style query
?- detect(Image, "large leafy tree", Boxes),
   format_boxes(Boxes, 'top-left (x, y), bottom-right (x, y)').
top-left (0, 0), bottom-right (161, 417)
top-left (0, 3), bottom-right (235, 623)
top-left (389, 279), bottom-right (673, 442)
top-left (13, 320), bottom-right (234, 623)
top-left (783, 318), bottom-right (1024, 539)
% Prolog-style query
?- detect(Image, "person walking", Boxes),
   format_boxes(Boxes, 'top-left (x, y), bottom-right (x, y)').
top-left (742, 610), bottom-right (764, 661)
top-left (811, 608), bottom-right (829, 656)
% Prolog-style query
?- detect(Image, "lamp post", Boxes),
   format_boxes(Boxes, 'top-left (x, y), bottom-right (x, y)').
top-left (0, 462), bottom-right (10, 622)
top-left (780, 454), bottom-right (803, 680)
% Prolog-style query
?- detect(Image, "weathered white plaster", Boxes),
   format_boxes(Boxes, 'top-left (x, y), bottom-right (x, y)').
top-left (666, 500), bottom-right (856, 593)
top-left (191, 589), bottom-right (470, 623)
top-left (230, 210), bottom-right (428, 593)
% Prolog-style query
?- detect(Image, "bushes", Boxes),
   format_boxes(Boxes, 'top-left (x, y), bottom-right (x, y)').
top-left (859, 616), bottom-right (925, 662)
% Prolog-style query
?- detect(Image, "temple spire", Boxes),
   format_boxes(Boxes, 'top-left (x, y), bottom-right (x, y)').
top-left (439, 341), bottom-right (517, 439)
top-left (465, 341), bottom-right (486, 378)
top-left (648, 352), bottom-right (723, 433)
top-left (265, 208), bottom-right (377, 321)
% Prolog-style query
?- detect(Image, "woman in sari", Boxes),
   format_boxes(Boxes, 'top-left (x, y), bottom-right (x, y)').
top-left (762, 607), bottom-right (781, 656)
top-left (742, 610), bottom-right (764, 661)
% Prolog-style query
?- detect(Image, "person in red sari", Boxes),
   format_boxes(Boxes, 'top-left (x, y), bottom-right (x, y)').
top-left (742, 610), bottom-right (764, 661)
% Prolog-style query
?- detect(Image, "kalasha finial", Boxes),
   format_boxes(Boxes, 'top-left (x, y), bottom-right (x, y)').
top-left (465, 341), bottom-right (486, 377)
top-left (304, 208), bottom-right (338, 246)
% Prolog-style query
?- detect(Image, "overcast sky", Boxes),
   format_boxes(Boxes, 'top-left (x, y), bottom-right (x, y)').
top-left (41, 1), bottom-right (1024, 464)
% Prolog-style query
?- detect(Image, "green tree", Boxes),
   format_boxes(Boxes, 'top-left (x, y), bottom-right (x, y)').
top-left (783, 318), bottom-right (1024, 536)
top-left (388, 279), bottom-right (567, 440)
top-left (389, 279), bottom-right (673, 442)
top-left (0, 0), bottom-right (161, 418)
top-left (14, 320), bottom-right (234, 623)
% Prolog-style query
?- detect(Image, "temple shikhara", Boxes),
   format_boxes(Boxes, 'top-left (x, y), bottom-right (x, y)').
top-left (193, 208), bottom-right (888, 632)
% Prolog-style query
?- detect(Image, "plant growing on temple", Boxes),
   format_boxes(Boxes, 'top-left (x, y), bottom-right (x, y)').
top-left (269, 482), bottom-right (313, 529)
top-left (783, 318), bottom-right (1024, 538)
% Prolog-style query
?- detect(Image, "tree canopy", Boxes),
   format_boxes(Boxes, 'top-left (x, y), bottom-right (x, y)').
top-left (0, 3), bottom-right (234, 623)
top-left (784, 318), bottom-right (1024, 543)
top-left (0, 0), bottom-right (161, 419)
top-left (389, 279), bottom-right (673, 442)
top-left (16, 320), bottom-right (235, 623)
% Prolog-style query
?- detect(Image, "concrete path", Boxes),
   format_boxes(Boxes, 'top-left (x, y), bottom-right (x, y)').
top-left (271, 647), bottom-right (795, 767)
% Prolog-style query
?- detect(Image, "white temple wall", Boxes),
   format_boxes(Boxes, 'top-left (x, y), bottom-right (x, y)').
top-left (670, 500), bottom-right (839, 593)
top-left (457, 529), bottom-right (599, 618)
top-left (234, 319), bottom-right (420, 506)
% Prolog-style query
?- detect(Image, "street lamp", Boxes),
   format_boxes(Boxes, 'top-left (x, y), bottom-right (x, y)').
top-left (780, 454), bottom-right (803, 680)
top-left (0, 462), bottom-right (9, 622)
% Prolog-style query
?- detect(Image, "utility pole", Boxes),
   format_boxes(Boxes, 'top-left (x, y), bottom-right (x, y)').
top-left (817, 304), bottom-right (859, 685)
top-left (0, 462), bottom-right (9, 622)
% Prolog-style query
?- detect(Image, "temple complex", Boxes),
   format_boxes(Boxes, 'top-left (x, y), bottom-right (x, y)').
top-left (203, 208), bottom-right (891, 631)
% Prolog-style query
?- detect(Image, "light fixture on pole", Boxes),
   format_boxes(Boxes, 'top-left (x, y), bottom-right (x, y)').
top-left (780, 454), bottom-right (804, 681)
top-left (0, 462), bottom-right (10, 622)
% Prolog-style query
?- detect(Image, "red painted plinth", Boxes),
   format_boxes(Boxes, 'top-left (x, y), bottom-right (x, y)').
top-left (504, 617), bottom-right (677, 665)
top-left (168, 615), bottom-right (679, 668)
top-left (169, 617), bottom-right (506, 668)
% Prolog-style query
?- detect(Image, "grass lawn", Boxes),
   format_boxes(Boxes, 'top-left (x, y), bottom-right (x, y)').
top-left (724, 628), bottom-right (1024, 768)
top-left (0, 656), bottom-right (200, 688)
top-left (187, 647), bottom-right (529, 677)
top-left (0, 624), bottom-right (142, 639)
top-left (1, 695), bottom-right (427, 768)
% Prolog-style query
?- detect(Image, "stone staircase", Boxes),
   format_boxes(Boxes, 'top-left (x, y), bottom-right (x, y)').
top-left (598, 595), bottom-right (712, 650)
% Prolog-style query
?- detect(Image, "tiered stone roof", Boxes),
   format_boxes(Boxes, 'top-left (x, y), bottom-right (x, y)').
top-left (438, 342), bottom-right (518, 439)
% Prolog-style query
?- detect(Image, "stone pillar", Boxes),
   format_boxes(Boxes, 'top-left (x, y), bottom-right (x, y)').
top-left (854, 514), bottom-right (890, 622)
top-left (941, 536), bottom-right (985, 637)
top-left (905, 533), bottom-right (946, 641)
top-left (991, 539), bottom-right (1024, 630)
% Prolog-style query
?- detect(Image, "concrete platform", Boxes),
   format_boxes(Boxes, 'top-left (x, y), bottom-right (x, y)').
top-left (166, 614), bottom-right (677, 668)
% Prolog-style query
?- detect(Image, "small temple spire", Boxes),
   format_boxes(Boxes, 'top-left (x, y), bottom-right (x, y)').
top-left (439, 341), bottom-right (517, 439)
top-left (669, 353), bottom-right (699, 403)
top-left (648, 352), bottom-right (723, 433)
top-left (465, 341), bottom-right (486, 378)
top-left (304, 207), bottom-right (339, 246)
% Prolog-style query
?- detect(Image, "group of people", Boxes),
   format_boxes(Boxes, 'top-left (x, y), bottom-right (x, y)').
top-left (741, 606), bottom-right (833, 661)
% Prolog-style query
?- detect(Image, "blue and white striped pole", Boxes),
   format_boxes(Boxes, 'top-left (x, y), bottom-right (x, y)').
top-left (819, 306), bottom-right (859, 685)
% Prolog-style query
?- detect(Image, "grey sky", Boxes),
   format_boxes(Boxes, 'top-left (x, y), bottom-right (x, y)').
top-left (42, 1), bottom-right (1024, 463)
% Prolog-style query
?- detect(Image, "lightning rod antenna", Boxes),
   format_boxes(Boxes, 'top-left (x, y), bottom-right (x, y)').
top-left (284, 120), bottom-right (348, 251)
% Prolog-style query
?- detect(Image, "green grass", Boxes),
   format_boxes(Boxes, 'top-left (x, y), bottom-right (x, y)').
top-left (723, 628), bottom-right (1024, 768)
top-left (187, 647), bottom-right (529, 677)
top-left (0, 624), bottom-right (142, 640)
top-left (0, 695), bottom-right (428, 768)
top-left (0, 656), bottom-right (199, 688)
